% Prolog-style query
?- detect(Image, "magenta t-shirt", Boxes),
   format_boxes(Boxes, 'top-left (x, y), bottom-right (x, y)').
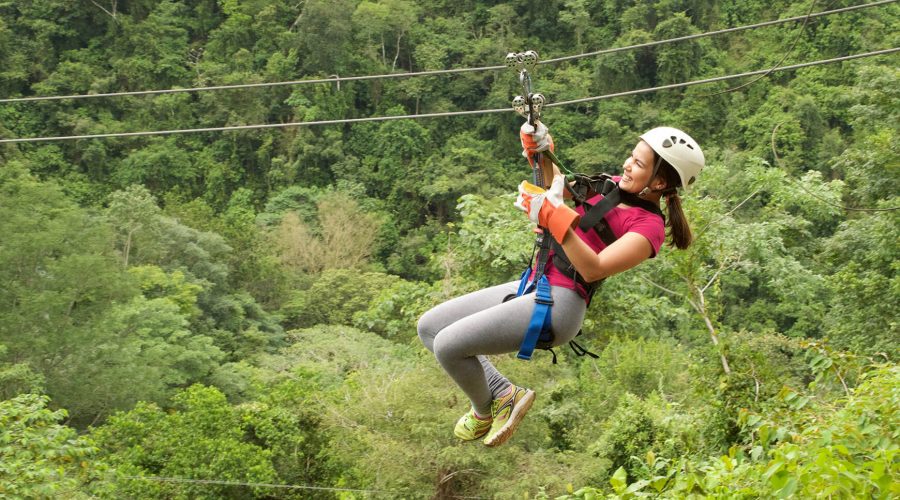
top-left (544, 177), bottom-right (665, 301)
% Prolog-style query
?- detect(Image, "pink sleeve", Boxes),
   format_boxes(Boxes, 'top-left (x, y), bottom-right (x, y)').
top-left (627, 213), bottom-right (666, 258)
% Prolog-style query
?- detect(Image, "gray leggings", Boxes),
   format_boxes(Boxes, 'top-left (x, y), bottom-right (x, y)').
top-left (417, 281), bottom-right (586, 415)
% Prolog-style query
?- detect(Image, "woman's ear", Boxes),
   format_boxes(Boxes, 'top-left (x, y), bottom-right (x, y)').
top-left (653, 177), bottom-right (667, 191)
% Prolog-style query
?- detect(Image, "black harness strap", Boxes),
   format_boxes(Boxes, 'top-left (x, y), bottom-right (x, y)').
top-left (578, 186), bottom-right (622, 232)
top-left (551, 175), bottom-right (665, 305)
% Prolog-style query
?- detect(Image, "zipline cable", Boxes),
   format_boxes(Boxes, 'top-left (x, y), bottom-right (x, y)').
top-left (1, 47), bottom-right (894, 144)
top-left (770, 123), bottom-right (900, 212)
top-left (540, 0), bottom-right (893, 64)
top-left (117, 475), bottom-right (489, 499)
top-left (544, 47), bottom-right (898, 108)
top-left (696, 0), bottom-right (819, 97)
top-left (0, 0), bottom-right (895, 104)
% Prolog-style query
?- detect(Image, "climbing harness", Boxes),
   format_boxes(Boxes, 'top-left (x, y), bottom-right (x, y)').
top-left (552, 173), bottom-right (664, 305)
top-left (508, 172), bottom-right (664, 362)
top-left (506, 51), bottom-right (664, 362)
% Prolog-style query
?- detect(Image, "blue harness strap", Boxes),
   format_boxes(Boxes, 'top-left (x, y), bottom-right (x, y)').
top-left (515, 272), bottom-right (554, 360)
top-left (514, 148), bottom-right (557, 361)
top-left (515, 267), bottom-right (533, 297)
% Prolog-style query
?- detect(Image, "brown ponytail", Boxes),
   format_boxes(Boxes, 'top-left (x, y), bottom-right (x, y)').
top-left (654, 157), bottom-right (693, 249)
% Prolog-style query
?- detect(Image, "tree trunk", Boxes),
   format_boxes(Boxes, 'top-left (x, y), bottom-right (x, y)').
top-left (696, 284), bottom-right (731, 375)
top-left (392, 32), bottom-right (403, 70)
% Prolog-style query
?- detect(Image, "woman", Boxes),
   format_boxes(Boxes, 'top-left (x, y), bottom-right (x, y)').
top-left (417, 124), bottom-right (704, 447)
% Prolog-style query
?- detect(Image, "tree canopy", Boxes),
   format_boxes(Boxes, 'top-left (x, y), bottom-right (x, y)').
top-left (0, 0), bottom-right (897, 497)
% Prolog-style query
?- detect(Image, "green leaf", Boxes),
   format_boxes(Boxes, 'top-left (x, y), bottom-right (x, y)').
top-left (759, 425), bottom-right (771, 445)
top-left (651, 476), bottom-right (669, 493)
top-left (763, 461), bottom-right (784, 481)
top-left (625, 479), bottom-right (650, 494)
top-left (776, 477), bottom-right (799, 498)
top-left (610, 466), bottom-right (628, 494)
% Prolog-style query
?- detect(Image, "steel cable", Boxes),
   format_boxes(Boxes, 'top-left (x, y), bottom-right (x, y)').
top-left (1, 48), bottom-right (895, 144)
top-left (0, 0), bottom-right (894, 104)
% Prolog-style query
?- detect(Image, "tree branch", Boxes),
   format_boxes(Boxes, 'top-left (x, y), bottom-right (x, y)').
top-left (641, 275), bottom-right (704, 312)
top-left (439, 469), bottom-right (483, 485)
top-left (639, 275), bottom-right (680, 296)
top-left (689, 278), bottom-right (732, 375)
top-left (392, 32), bottom-right (403, 70)
top-left (695, 188), bottom-right (762, 240)
top-left (89, 0), bottom-right (120, 24)
top-left (751, 364), bottom-right (761, 402)
top-left (641, 274), bottom-right (732, 374)
top-left (701, 259), bottom-right (738, 294)
top-left (289, 2), bottom-right (306, 32)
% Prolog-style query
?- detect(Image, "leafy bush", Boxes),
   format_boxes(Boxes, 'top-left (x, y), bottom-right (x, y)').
top-left (452, 193), bottom-right (535, 287)
top-left (564, 365), bottom-right (900, 499)
top-left (0, 394), bottom-right (99, 498)
top-left (595, 337), bottom-right (694, 402)
top-left (352, 277), bottom-right (439, 342)
top-left (588, 393), bottom-right (687, 482)
top-left (90, 385), bottom-right (277, 499)
top-left (0, 344), bottom-right (43, 400)
top-left (281, 269), bottom-right (400, 328)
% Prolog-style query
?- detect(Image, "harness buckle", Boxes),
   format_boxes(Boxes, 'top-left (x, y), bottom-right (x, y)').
top-left (534, 296), bottom-right (554, 306)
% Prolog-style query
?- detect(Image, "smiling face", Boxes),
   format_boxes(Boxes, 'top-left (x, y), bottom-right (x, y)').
top-left (619, 140), bottom-right (660, 194)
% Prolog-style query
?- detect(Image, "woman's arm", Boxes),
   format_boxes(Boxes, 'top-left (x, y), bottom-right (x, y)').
top-left (556, 229), bottom-right (653, 283)
top-left (546, 163), bottom-right (652, 281)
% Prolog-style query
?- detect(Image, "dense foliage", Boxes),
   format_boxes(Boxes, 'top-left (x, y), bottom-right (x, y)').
top-left (1, 0), bottom-right (897, 497)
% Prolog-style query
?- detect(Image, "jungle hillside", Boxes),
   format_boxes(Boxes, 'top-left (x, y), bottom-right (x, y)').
top-left (0, 0), bottom-right (898, 498)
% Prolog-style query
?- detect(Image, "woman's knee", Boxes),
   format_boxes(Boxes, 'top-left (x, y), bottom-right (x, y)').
top-left (416, 309), bottom-right (440, 352)
top-left (431, 330), bottom-right (460, 365)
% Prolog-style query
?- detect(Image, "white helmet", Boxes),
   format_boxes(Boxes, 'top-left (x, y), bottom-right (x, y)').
top-left (640, 127), bottom-right (705, 191)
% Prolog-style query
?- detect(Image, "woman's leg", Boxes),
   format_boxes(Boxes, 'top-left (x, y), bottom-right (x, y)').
top-left (418, 283), bottom-right (521, 405)
top-left (418, 283), bottom-right (585, 415)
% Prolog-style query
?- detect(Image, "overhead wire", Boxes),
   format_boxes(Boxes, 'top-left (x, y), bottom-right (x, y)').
top-left (539, 0), bottom-right (896, 65)
top-left (696, 0), bottom-right (819, 97)
top-left (116, 475), bottom-right (490, 499)
top-left (0, 0), bottom-right (895, 104)
top-left (769, 123), bottom-right (900, 212)
top-left (2, 47), bottom-right (895, 144)
top-left (544, 47), bottom-right (898, 108)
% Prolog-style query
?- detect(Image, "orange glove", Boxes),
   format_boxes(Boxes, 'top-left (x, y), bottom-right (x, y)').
top-left (520, 121), bottom-right (556, 186)
top-left (520, 121), bottom-right (554, 158)
top-left (514, 176), bottom-right (580, 243)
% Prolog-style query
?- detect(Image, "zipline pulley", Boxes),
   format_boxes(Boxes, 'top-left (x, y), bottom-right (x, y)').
top-left (506, 50), bottom-right (545, 185)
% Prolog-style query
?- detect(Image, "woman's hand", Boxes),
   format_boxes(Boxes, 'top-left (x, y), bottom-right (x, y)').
top-left (514, 175), bottom-right (579, 243)
top-left (519, 121), bottom-right (554, 157)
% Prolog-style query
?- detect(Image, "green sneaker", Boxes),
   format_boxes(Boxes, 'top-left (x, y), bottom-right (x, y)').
top-left (454, 408), bottom-right (492, 441)
top-left (483, 385), bottom-right (535, 447)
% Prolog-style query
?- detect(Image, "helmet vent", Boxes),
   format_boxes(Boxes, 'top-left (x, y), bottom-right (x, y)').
top-left (686, 144), bottom-right (694, 150)
top-left (662, 138), bottom-right (673, 148)
top-left (688, 176), bottom-right (696, 185)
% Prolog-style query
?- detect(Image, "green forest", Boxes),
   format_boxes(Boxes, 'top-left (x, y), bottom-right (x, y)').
top-left (1, 0), bottom-right (897, 497)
